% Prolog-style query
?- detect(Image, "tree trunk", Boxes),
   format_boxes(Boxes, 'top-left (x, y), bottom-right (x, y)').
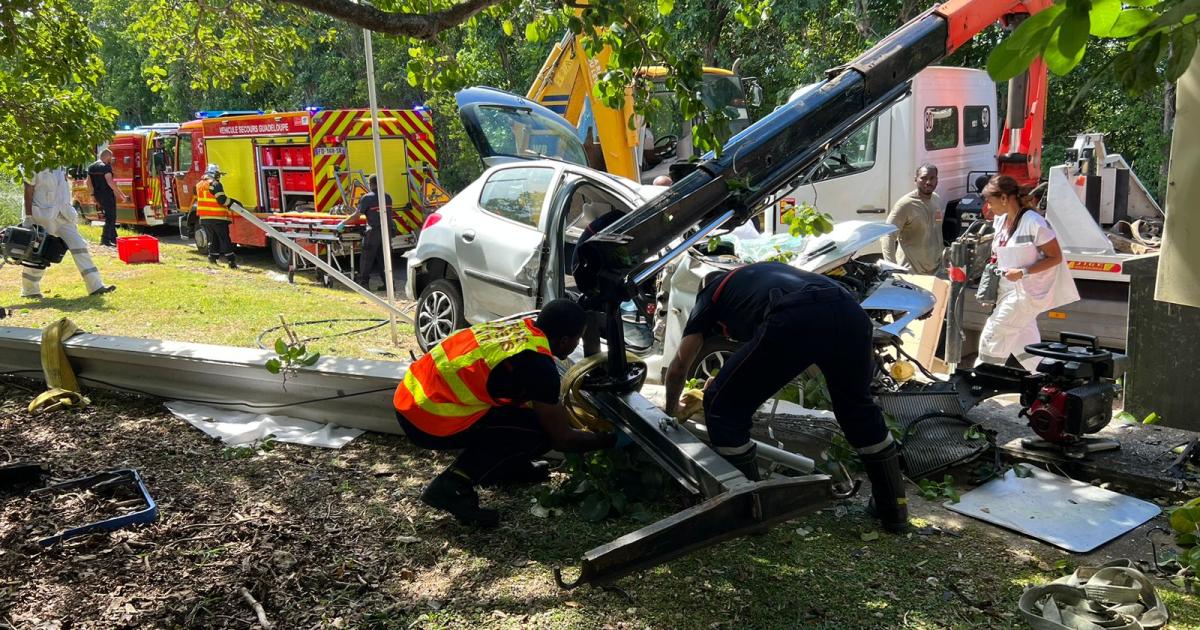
top-left (1162, 80), bottom-right (1177, 201)
top-left (703, 0), bottom-right (731, 67)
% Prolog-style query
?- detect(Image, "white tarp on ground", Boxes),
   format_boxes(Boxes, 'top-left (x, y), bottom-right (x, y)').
top-left (165, 401), bottom-right (364, 449)
top-left (946, 465), bottom-right (1160, 553)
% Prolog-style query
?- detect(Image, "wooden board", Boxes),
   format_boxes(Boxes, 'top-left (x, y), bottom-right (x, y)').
top-left (897, 274), bottom-right (950, 374)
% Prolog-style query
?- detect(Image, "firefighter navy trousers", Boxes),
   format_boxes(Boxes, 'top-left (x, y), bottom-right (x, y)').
top-left (702, 288), bottom-right (893, 455)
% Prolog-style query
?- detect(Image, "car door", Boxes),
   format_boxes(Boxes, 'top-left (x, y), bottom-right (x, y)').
top-left (454, 164), bottom-right (562, 320)
top-left (452, 86), bottom-right (594, 320)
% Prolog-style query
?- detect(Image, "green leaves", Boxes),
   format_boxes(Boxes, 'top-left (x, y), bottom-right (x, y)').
top-left (657, 0), bottom-right (675, 17)
top-left (918, 475), bottom-right (960, 503)
top-left (1045, 5), bottom-right (1091, 75)
top-left (1167, 23), bottom-right (1199, 80)
top-left (987, 4), bottom-right (1066, 82)
top-left (1089, 0), bottom-right (1123, 36)
top-left (264, 335), bottom-right (320, 384)
top-left (1109, 8), bottom-right (1158, 37)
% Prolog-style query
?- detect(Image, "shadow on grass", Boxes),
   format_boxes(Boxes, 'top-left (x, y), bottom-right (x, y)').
top-left (14, 294), bottom-right (117, 314)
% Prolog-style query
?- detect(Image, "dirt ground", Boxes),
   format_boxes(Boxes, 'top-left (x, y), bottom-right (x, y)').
top-left (2, 379), bottom-right (1198, 629)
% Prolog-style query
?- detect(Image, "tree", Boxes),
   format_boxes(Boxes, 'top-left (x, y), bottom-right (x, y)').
top-left (0, 0), bottom-right (117, 177)
top-left (987, 0), bottom-right (1198, 95)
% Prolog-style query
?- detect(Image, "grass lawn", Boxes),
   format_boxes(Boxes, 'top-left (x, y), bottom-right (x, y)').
top-left (1, 222), bottom-right (420, 358)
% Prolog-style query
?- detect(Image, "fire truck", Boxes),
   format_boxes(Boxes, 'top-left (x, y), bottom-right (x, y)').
top-left (74, 108), bottom-right (443, 272)
top-left (71, 122), bottom-right (189, 227)
top-left (179, 107), bottom-right (442, 270)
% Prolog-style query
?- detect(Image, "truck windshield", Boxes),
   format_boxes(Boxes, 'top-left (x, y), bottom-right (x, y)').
top-left (645, 73), bottom-right (752, 146)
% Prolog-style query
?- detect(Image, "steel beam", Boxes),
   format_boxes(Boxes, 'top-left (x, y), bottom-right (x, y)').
top-left (554, 475), bottom-right (834, 588)
top-left (0, 326), bottom-right (406, 434)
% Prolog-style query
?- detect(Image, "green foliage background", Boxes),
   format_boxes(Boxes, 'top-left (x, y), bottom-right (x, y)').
top-left (7, 0), bottom-right (1180, 198)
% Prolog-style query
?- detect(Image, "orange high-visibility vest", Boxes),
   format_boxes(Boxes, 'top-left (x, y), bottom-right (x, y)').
top-left (196, 179), bottom-right (232, 221)
top-left (394, 318), bottom-right (552, 436)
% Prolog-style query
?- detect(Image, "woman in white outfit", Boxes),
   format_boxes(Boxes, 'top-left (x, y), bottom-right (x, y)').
top-left (976, 174), bottom-right (1078, 371)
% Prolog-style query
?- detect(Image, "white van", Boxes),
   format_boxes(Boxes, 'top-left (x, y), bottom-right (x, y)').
top-left (772, 66), bottom-right (999, 243)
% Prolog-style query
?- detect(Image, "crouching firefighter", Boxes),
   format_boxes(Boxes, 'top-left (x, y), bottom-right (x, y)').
top-left (195, 164), bottom-right (238, 269)
top-left (663, 262), bottom-right (909, 533)
top-left (393, 299), bottom-right (616, 527)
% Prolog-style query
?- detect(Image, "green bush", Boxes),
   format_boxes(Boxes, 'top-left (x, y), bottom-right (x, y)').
top-left (0, 179), bottom-right (21, 226)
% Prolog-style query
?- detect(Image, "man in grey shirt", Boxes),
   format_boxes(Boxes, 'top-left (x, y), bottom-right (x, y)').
top-left (882, 164), bottom-right (944, 275)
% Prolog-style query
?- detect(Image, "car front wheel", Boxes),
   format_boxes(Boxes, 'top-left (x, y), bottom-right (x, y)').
top-left (416, 279), bottom-right (466, 352)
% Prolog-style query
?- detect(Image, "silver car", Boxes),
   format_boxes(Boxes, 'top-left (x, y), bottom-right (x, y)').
top-left (406, 87), bottom-right (666, 351)
top-left (408, 87), bottom-right (937, 383)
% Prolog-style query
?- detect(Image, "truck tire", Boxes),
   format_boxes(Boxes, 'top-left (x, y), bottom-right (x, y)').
top-left (416, 279), bottom-right (466, 352)
top-left (271, 239), bottom-right (293, 271)
top-left (193, 223), bottom-right (210, 255)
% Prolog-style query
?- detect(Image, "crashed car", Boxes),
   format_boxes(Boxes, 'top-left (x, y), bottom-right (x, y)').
top-left (406, 87), bottom-right (937, 381)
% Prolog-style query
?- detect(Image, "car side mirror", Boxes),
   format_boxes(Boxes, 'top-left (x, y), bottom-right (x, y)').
top-left (750, 84), bottom-right (763, 108)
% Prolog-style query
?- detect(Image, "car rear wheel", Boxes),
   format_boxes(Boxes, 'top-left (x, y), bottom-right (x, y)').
top-left (416, 279), bottom-right (465, 352)
top-left (688, 336), bottom-right (741, 381)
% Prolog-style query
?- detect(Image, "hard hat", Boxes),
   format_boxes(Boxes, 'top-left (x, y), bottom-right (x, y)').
top-left (204, 164), bottom-right (224, 177)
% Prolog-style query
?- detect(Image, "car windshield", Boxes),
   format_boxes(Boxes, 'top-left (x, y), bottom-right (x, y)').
top-left (473, 105), bottom-right (588, 166)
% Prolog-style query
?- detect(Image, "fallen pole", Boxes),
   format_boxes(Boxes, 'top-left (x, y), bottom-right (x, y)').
top-left (0, 326), bottom-right (405, 434)
top-left (229, 202), bottom-right (410, 322)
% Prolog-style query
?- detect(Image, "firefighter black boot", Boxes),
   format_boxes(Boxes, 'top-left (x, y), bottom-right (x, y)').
top-left (421, 468), bottom-right (500, 528)
top-left (227, 255), bottom-right (238, 270)
top-left (861, 442), bottom-right (909, 534)
top-left (721, 443), bottom-right (762, 481)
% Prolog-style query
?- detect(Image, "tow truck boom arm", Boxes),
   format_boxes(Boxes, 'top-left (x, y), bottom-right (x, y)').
top-left (575, 0), bottom-right (1048, 312)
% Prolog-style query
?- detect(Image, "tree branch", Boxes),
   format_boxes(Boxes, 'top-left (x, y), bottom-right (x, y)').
top-left (271, 0), bottom-right (508, 39)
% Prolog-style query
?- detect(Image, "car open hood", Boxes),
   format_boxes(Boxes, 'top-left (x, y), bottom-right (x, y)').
top-left (456, 87), bottom-right (590, 169)
top-left (790, 220), bottom-right (898, 274)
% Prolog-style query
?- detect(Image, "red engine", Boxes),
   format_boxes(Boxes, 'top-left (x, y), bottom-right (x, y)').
top-left (1026, 385), bottom-right (1070, 443)
top-left (1019, 334), bottom-right (1119, 457)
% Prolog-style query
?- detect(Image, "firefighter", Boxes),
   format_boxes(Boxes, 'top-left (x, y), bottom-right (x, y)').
top-left (336, 175), bottom-right (394, 290)
top-left (195, 164), bottom-right (238, 269)
top-left (20, 168), bottom-right (115, 298)
top-left (393, 299), bottom-right (616, 527)
top-left (662, 262), bottom-right (909, 534)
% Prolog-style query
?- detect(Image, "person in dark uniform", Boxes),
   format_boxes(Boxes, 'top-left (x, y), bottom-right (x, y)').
top-left (337, 175), bottom-right (395, 290)
top-left (87, 150), bottom-right (129, 247)
top-left (662, 261), bottom-right (908, 533)
top-left (393, 299), bottom-right (616, 527)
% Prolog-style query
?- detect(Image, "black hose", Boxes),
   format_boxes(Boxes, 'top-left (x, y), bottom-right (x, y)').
top-left (255, 317), bottom-right (388, 350)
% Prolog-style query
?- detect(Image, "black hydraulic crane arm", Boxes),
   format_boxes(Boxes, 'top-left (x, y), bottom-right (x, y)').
top-left (572, 8), bottom-right (950, 384)
top-left (574, 10), bottom-right (948, 302)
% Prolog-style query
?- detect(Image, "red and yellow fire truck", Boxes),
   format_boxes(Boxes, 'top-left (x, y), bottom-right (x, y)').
top-left (71, 123), bottom-right (190, 227)
top-left (73, 107), bottom-right (444, 271)
top-left (182, 107), bottom-right (441, 269)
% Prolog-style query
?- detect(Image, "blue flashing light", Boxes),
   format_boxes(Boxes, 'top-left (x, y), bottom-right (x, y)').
top-left (194, 109), bottom-right (266, 119)
top-left (305, 106), bottom-right (323, 113)
top-left (122, 124), bottom-right (132, 130)
top-left (412, 104), bottom-right (428, 112)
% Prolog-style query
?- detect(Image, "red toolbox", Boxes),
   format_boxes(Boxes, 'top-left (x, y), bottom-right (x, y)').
top-left (117, 235), bottom-right (160, 264)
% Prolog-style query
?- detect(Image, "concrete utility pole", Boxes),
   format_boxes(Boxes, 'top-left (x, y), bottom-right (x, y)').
top-left (363, 28), bottom-right (399, 345)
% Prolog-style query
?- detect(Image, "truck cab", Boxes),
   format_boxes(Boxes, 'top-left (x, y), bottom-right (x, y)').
top-left (773, 67), bottom-right (998, 243)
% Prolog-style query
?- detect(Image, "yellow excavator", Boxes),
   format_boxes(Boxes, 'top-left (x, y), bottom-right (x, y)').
top-left (526, 31), bottom-right (760, 184)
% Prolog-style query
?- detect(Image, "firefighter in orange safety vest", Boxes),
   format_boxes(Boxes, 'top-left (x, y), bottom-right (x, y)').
top-left (195, 164), bottom-right (240, 269)
top-left (393, 299), bottom-right (617, 527)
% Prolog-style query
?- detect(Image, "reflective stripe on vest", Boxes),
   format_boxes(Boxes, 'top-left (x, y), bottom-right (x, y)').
top-left (196, 179), bottom-right (231, 221)
top-left (393, 318), bottom-right (552, 436)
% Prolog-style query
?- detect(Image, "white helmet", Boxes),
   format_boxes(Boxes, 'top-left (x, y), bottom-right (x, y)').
top-left (203, 164), bottom-right (224, 177)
